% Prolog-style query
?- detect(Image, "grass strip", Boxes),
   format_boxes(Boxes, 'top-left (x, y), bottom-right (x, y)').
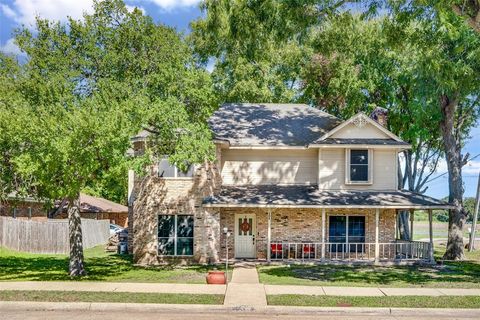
top-left (267, 295), bottom-right (480, 308)
top-left (0, 290), bottom-right (224, 305)
top-left (0, 246), bottom-right (231, 283)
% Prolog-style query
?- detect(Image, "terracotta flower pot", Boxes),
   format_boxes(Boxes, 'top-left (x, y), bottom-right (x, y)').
top-left (206, 271), bottom-right (226, 284)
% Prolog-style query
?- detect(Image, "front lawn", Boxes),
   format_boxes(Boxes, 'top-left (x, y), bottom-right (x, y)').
top-left (267, 295), bottom-right (480, 308)
top-left (0, 246), bottom-right (228, 283)
top-left (259, 245), bottom-right (480, 288)
top-left (0, 290), bottom-right (224, 305)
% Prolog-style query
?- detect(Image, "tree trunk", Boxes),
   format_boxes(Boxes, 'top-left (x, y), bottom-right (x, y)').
top-left (68, 196), bottom-right (86, 276)
top-left (440, 95), bottom-right (467, 260)
top-left (397, 152), bottom-right (410, 240)
top-left (397, 211), bottom-right (411, 240)
top-left (48, 197), bottom-right (68, 219)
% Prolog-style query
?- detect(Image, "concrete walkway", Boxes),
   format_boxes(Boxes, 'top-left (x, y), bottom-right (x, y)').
top-left (1, 280), bottom-right (479, 298)
top-left (223, 266), bottom-right (267, 309)
top-left (0, 281), bottom-right (226, 295)
top-left (265, 285), bottom-right (480, 296)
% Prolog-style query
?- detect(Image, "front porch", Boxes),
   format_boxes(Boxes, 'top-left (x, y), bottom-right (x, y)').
top-left (203, 186), bottom-right (453, 264)
top-left (218, 207), bottom-right (434, 264)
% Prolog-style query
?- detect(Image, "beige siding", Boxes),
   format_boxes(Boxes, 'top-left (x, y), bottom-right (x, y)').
top-left (318, 148), bottom-right (397, 190)
top-left (331, 122), bottom-right (390, 139)
top-left (221, 149), bottom-right (318, 185)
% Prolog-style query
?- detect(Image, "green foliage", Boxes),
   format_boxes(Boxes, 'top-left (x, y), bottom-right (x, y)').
top-left (1, 0), bottom-right (217, 204)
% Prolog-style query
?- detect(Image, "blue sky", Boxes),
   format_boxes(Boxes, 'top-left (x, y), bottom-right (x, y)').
top-left (1, 0), bottom-right (479, 200)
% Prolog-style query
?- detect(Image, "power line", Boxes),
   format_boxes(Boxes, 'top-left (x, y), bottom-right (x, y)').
top-left (425, 153), bottom-right (480, 184)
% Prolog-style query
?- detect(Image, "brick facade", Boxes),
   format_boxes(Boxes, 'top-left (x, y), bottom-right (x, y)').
top-left (0, 201), bottom-right (47, 221)
top-left (129, 144), bottom-right (398, 265)
top-left (129, 146), bottom-right (222, 265)
top-left (217, 207), bottom-right (396, 261)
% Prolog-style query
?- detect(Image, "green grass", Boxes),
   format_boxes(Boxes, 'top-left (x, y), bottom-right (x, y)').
top-left (0, 246), bottom-right (229, 283)
top-left (0, 290), bottom-right (223, 305)
top-left (267, 295), bottom-right (480, 308)
top-left (258, 245), bottom-right (480, 288)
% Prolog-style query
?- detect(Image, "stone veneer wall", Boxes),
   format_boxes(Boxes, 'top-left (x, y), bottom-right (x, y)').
top-left (218, 208), bottom-right (396, 260)
top-left (129, 146), bottom-right (222, 265)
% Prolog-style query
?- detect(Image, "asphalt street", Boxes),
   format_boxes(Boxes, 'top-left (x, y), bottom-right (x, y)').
top-left (1, 310), bottom-right (479, 320)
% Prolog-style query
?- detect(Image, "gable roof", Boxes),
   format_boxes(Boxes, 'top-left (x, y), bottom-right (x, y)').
top-left (79, 193), bottom-right (128, 213)
top-left (208, 103), bottom-right (342, 147)
top-left (314, 112), bottom-right (405, 144)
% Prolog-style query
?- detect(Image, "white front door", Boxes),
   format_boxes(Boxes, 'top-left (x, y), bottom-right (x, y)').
top-left (235, 213), bottom-right (256, 258)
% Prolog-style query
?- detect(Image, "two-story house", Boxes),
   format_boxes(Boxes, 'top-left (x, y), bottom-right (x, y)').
top-left (128, 103), bottom-right (452, 265)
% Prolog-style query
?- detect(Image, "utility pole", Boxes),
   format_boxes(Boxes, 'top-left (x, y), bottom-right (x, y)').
top-left (468, 171), bottom-right (480, 252)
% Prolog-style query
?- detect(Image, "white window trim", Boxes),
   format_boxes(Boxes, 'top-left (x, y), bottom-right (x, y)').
top-left (345, 148), bottom-right (373, 185)
top-left (157, 214), bottom-right (194, 257)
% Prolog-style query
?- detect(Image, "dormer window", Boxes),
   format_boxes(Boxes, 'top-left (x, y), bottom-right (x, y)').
top-left (346, 149), bottom-right (372, 184)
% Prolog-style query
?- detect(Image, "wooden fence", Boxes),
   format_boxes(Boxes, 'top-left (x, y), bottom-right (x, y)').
top-left (0, 216), bottom-right (109, 254)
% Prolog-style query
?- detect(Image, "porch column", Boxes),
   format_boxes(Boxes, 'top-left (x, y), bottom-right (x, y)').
top-left (267, 209), bottom-right (272, 262)
top-left (428, 209), bottom-right (435, 263)
top-left (375, 208), bottom-right (380, 263)
top-left (409, 209), bottom-right (415, 241)
top-left (321, 208), bottom-right (326, 261)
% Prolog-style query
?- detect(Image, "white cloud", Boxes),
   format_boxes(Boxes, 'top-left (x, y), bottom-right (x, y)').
top-left (1, 3), bottom-right (17, 19)
top-left (2, 0), bottom-right (94, 26)
top-left (126, 4), bottom-right (145, 15)
top-left (0, 38), bottom-right (23, 56)
top-left (436, 159), bottom-right (448, 174)
top-left (463, 160), bottom-right (480, 175)
top-left (144, 0), bottom-right (200, 10)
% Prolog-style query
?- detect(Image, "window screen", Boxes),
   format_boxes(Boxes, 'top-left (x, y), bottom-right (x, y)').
top-left (158, 159), bottom-right (175, 178)
top-left (177, 165), bottom-right (195, 178)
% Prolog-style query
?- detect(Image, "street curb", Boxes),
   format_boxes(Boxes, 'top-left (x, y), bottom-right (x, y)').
top-left (1, 301), bottom-right (480, 316)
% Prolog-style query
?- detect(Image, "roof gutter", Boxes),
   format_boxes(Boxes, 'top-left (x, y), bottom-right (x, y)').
top-left (202, 203), bottom-right (454, 210)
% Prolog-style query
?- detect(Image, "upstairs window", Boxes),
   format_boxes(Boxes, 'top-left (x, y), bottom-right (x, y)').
top-left (346, 149), bottom-right (372, 184)
top-left (158, 158), bottom-right (194, 178)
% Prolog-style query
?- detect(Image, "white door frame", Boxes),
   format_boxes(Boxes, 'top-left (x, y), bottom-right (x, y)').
top-left (234, 213), bottom-right (257, 258)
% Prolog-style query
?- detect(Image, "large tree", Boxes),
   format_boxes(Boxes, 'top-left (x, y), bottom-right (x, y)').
top-left (387, 0), bottom-right (480, 259)
top-left (3, 0), bottom-right (217, 275)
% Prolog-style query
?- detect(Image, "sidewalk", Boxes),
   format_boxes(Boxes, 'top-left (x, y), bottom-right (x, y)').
top-left (265, 285), bottom-right (480, 296)
top-left (224, 265), bottom-right (267, 309)
top-left (0, 281), bottom-right (226, 295)
top-left (1, 278), bottom-right (480, 299)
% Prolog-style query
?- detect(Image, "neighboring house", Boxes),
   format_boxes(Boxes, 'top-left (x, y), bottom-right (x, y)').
top-left (129, 103), bottom-right (452, 265)
top-left (0, 194), bottom-right (47, 221)
top-left (56, 193), bottom-right (129, 227)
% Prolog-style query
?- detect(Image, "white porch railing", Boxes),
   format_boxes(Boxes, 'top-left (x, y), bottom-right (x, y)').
top-left (265, 241), bottom-right (431, 262)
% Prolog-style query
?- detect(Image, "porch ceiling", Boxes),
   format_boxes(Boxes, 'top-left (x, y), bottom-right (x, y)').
top-left (202, 185), bottom-right (453, 209)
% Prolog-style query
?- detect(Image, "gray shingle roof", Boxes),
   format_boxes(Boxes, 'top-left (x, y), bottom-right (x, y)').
top-left (315, 138), bottom-right (410, 146)
top-left (203, 185), bottom-right (452, 209)
top-left (208, 103), bottom-right (342, 146)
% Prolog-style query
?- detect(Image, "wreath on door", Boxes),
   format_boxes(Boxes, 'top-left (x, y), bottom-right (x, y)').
top-left (240, 218), bottom-right (251, 233)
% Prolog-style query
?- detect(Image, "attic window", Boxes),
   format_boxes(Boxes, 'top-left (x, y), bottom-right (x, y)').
top-left (158, 158), bottom-right (194, 178)
top-left (346, 149), bottom-right (372, 184)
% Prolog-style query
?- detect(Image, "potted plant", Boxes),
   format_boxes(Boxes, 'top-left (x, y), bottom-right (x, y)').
top-left (206, 269), bottom-right (226, 284)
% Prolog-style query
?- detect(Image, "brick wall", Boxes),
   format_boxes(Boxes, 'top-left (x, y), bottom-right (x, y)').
top-left (217, 207), bottom-right (396, 260)
top-left (0, 201), bottom-right (47, 221)
top-left (130, 146), bottom-right (222, 265)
